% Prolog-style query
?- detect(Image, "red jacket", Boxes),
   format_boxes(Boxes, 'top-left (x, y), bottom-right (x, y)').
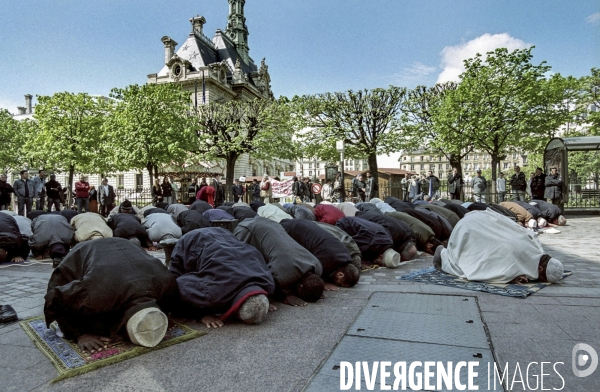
top-left (314, 204), bottom-right (346, 225)
top-left (197, 186), bottom-right (215, 207)
top-left (75, 181), bottom-right (90, 198)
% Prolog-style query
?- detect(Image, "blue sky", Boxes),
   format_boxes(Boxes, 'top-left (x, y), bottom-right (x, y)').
top-left (1, 0), bottom-right (598, 115)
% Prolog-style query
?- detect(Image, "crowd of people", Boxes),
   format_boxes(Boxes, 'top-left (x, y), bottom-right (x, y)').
top-left (0, 167), bottom-right (567, 354)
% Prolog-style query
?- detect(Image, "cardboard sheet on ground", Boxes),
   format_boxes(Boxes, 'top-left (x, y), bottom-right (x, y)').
top-left (400, 267), bottom-right (572, 298)
top-left (20, 316), bottom-right (205, 382)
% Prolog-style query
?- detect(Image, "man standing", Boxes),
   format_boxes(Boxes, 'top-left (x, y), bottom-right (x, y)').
top-left (510, 165), bottom-right (526, 201)
top-left (530, 167), bottom-right (546, 201)
top-left (426, 171), bottom-right (440, 200)
top-left (98, 178), bottom-right (116, 217)
top-left (332, 172), bottom-right (345, 203)
top-left (232, 177), bottom-right (245, 203)
top-left (472, 169), bottom-right (487, 203)
top-left (320, 179), bottom-right (333, 202)
top-left (45, 174), bottom-right (62, 212)
top-left (365, 171), bottom-right (378, 201)
top-left (447, 167), bottom-right (462, 200)
top-left (74, 175), bottom-right (91, 213)
top-left (303, 177), bottom-right (313, 202)
top-left (0, 174), bottom-right (14, 211)
top-left (13, 170), bottom-right (35, 216)
top-left (251, 179), bottom-right (261, 202)
top-left (544, 167), bottom-right (563, 208)
top-left (496, 172), bottom-right (507, 202)
top-left (401, 173), bottom-right (410, 202)
top-left (212, 176), bottom-right (225, 207)
top-left (351, 174), bottom-right (366, 202)
top-left (187, 179), bottom-right (199, 205)
top-left (31, 169), bottom-right (47, 210)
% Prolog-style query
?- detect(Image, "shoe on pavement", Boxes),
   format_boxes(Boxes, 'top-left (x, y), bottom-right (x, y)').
top-left (0, 305), bottom-right (18, 323)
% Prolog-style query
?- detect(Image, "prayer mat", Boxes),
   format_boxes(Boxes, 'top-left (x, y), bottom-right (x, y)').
top-left (400, 267), bottom-right (572, 298)
top-left (20, 316), bottom-right (205, 383)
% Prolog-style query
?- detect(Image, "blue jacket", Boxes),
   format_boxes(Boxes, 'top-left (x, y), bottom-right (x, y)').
top-left (13, 178), bottom-right (36, 199)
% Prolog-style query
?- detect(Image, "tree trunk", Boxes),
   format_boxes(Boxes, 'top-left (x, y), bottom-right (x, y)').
top-left (67, 165), bottom-right (75, 209)
top-left (491, 155), bottom-right (498, 181)
top-left (367, 152), bottom-right (379, 199)
top-left (154, 165), bottom-right (159, 184)
top-left (449, 153), bottom-right (462, 176)
top-left (146, 162), bottom-right (154, 185)
top-left (225, 153), bottom-right (239, 202)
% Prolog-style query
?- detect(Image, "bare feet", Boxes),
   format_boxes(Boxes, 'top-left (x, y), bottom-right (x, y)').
top-left (78, 334), bottom-right (109, 353)
top-left (35, 255), bottom-right (44, 261)
top-left (283, 295), bottom-right (307, 307)
top-left (323, 283), bottom-right (339, 291)
top-left (11, 257), bottom-right (24, 263)
top-left (147, 246), bottom-right (159, 251)
top-left (268, 302), bottom-right (277, 312)
top-left (201, 315), bottom-right (224, 329)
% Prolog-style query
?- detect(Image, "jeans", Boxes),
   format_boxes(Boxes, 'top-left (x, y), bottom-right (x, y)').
top-left (163, 196), bottom-right (173, 204)
top-left (47, 198), bottom-right (61, 212)
top-left (36, 196), bottom-right (46, 210)
top-left (76, 197), bottom-right (89, 213)
top-left (18, 197), bottom-right (33, 216)
top-left (514, 190), bottom-right (525, 201)
top-left (498, 192), bottom-right (506, 202)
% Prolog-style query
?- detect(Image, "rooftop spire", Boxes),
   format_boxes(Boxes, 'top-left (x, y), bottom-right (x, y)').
top-left (225, 0), bottom-right (249, 64)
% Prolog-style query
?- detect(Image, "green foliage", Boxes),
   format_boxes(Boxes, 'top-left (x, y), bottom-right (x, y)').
top-left (192, 98), bottom-right (295, 185)
top-left (28, 92), bottom-right (109, 182)
top-left (0, 109), bottom-right (25, 173)
top-left (581, 68), bottom-right (600, 134)
top-left (106, 83), bottom-right (192, 182)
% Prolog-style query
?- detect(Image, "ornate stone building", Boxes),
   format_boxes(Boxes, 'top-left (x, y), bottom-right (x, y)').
top-left (148, 0), bottom-right (293, 180)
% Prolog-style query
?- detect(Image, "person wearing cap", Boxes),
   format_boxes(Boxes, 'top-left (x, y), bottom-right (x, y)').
top-left (335, 216), bottom-right (401, 269)
top-left (433, 209), bottom-right (565, 284)
top-left (496, 172), bottom-right (507, 202)
top-left (280, 219), bottom-right (360, 291)
top-left (472, 169), bottom-right (487, 203)
top-left (169, 227), bottom-right (275, 328)
top-left (234, 216), bottom-right (324, 307)
top-left (70, 212), bottom-right (113, 243)
top-left (44, 237), bottom-right (177, 353)
top-left (29, 214), bottom-right (74, 265)
top-left (232, 178), bottom-right (245, 203)
top-left (313, 221), bottom-right (362, 268)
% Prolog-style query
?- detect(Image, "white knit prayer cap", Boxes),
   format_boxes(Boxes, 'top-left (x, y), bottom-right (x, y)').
top-left (382, 249), bottom-right (400, 269)
top-left (126, 307), bottom-right (168, 348)
top-left (546, 258), bottom-right (564, 283)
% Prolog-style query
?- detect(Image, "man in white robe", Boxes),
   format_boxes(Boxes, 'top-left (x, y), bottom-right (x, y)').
top-left (434, 209), bottom-right (564, 284)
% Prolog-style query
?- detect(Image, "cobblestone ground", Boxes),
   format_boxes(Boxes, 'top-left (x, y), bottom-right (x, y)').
top-left (0, 216), bottom-right (598, 391)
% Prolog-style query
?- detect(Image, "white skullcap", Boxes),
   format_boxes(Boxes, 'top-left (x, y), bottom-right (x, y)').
top-left (126, 307), bottom-right (168, 348)
top-left (537, 217), bottom-right (547, 227)
top-left (528, 219), bottom-right (538, 228)
top-left (546, 258), bottom-right (564, 283)
top-left (238, 294), bottom-right (269, 325)
top-left (382, 248), bottom-right (400, 269)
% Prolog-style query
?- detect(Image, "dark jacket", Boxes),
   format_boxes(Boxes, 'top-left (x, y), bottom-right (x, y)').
top-left (0, 180), bottom-right (14, 205)
top-left (161, 182), bottom-right (173, 197)
top-left (44, 238), bottom-right (177, 339)
top-left (335, 217), bottom-right (394, 261)
top-left (447, 173), bottom-right (463, 194)
top-left (531, 199), bottom-right (561, 220)
top-left (45, 180), bottom-right (62, 200)
top-left (280, 219), bottom-right (352, 280)
top-left (0, 214), bottom-right (30, 261)
top-left (352, 178), bottom-right (366, 198)
top-left (232, 184), bottom-right (244, 198)
top-left (365, 177), bottom-right (378, 199)
top-left (29, 214), bottom-right (74, 256)
top-left (108, 213), bottom-right (148, 244)
top-left (292, 180), bottom-right (304, 197)
top-left (232, 206), bottom-right (257, 222)
top-left (212, 179), bottom-right (225, 206)
top-left (544, 174), bottom-right (563, 200)
top-left (189, 200), bottom-right (213, 214)
top-left (384, 211), bottom-right (434, 251)
top-left (98, 184), bottom-right (116, 206)
top-left (509, 172), bottom-right (526, 192)
top-left (233, 216), bottom-right (322, 290)
top-left (176, 210), bottom-right (211, 234)
top-left (251, 183), bottom-right (261, 198)
top-left (355, 212), bottom-right (414, 252)
top-left (169, 228), bottom-right (275, 319)
top-left (530, 174), bottom-right (546, 199)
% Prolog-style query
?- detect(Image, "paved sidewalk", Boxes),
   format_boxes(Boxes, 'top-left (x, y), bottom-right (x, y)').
top-left (0, 216), bottom-right (599, 391)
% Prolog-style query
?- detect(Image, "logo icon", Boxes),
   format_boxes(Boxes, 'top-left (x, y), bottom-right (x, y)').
top-left (572, 343), bottom-right (598, 377)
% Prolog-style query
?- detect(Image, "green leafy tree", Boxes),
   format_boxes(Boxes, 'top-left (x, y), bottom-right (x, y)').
top-left (455, 47), bottom-right (564, 181)
top-left (0, 109), bottom-right (25, 173)
top-left (106, 83), bottom-right (192, 184)
top-left (192, 98), bottom-right (296, 191)
top-left (293, 87), bottom-right (409, 196)
top-left (28, 92), bottom-right (109, 203)
top-left (582, 68), bottom-right (600, 134)
top-left (403, 83), bottom-right (474, 177)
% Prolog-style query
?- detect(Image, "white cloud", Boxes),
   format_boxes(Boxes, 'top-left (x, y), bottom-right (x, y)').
top-left (585, 12), bottom-right (600, 24)
top-left (388, 62), bottom-right (436, 86)
top-left (436, 33), bottom-right (531, 83)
